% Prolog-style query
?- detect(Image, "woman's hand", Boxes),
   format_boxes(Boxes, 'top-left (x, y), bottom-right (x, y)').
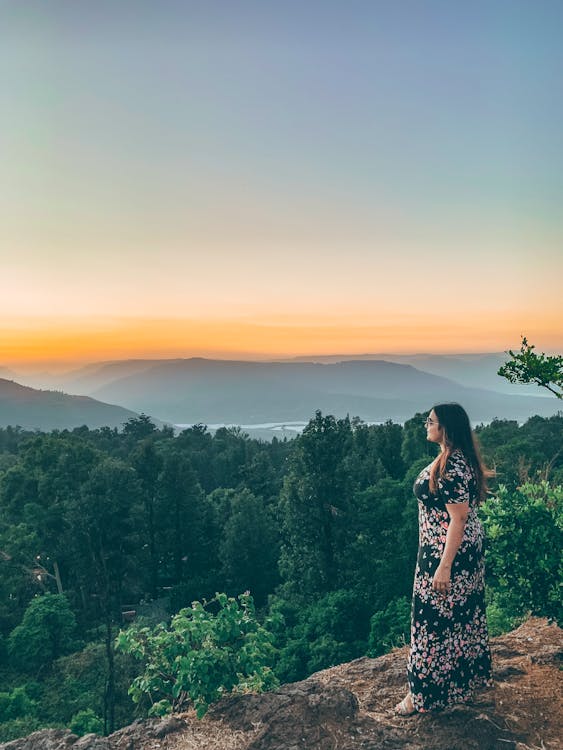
top-left (432, 563), bottom-right (451, 593)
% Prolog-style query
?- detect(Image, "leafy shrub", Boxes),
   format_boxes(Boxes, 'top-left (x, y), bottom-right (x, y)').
top-left (270, 589), bottom-right (372, 682)
top-left (482, 482), bottom-right (562, 624)
top-left (0, 685), bottom-right (36, 722)
top-left (0, 684), bottom-right (42, 742)
top-left (485, 591), bottom-right (526, 637)
top-left (69, 708), bottom-right (104, 736)
top-left (367, 596), bottom-right (411, 656)
top-left (116, 592), bottom-right (279, 718)
top-left (300, 590), bottom-right (371, 672)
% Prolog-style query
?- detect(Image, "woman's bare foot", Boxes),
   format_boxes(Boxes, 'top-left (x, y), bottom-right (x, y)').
top-left (394, 693), bottom-right (416, 715)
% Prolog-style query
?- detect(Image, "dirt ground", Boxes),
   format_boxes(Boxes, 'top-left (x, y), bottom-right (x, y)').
top-left (2, 617), bottom-right (561, 750)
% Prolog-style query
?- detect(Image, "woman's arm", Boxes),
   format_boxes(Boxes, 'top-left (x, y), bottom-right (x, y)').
top-left (432, 501), bottom-right (469, 592)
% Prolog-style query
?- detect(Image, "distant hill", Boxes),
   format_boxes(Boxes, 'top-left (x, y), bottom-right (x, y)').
top-left (15, 351), bottom-right (554, 398)
top-left (12, 360), bottom-right (161, 393)
top-left (53, 357), bottom-right (562, 425)
top-left (288, 352), bottom-right (550, 396)
top-left (0, 378), bottom-right (142, 431)
top-left (57, 359), bottom-right (165, 394)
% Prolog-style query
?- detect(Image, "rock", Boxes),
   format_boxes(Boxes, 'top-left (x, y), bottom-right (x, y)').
top-left (73, 734), bottom-right (110, 750)
top-left (151, 717), bottom-right (186, 738)
top-left (1, 617), bottom-right (561, 750)
top-left (0, 729), bottom-right (78, 750)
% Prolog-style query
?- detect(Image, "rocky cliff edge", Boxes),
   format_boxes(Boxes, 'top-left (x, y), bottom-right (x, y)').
top-left (2, 617), bottom-right (561, 750)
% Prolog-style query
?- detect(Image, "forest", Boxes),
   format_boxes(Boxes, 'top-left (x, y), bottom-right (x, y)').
top-left (0, 408), bottom-right (561, 740)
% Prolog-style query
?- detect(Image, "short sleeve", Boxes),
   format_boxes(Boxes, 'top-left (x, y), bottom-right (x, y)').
top-left (436, 451), bottom-right (472, 505)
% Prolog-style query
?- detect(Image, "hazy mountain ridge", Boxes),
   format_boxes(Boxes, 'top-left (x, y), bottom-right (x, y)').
top-left (0, 378), bottom-right (141, 431)
top-left (56, 358), bottom-right (561, 425)
top-left (288, 352), bottom-right (549, 396)
top-left (61, 358), bottom-right (173, 395)
top-left (8, 352), bottom-right (553, 398)
top-left (2, 356), bottom-right (559, 432)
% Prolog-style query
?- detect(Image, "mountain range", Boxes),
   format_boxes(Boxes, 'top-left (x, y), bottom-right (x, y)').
top-left (287, 352), bottom-right (548, 396)
top-left (2, 355), bottom-right (560, 433)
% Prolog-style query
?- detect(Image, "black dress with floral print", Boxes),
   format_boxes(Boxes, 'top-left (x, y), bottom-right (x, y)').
top-left (407, 449), bottom-right (492, 711)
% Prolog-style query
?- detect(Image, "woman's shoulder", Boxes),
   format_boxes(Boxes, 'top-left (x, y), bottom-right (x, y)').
top-left (445, 449), bottom-right (474, 478)
top-left (449, 448), bottom-right (467, 462)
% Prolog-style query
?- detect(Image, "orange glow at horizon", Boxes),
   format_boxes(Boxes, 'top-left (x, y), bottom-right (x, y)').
top-left (2, 314), bottom-right (562, 370)
top-left (3, 3), bottom-right (563, 378)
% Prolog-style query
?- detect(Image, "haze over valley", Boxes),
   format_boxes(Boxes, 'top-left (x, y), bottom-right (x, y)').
top-left (1, 354), bottom-right (559, 435)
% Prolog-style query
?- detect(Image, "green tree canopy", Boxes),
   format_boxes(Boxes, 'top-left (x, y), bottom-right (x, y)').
top-left (218, 488), bottom-right (280, 606)
top-left (279, 412), bottom-right (354, 596)
top-left (8, 593), bottom-right (77, 671)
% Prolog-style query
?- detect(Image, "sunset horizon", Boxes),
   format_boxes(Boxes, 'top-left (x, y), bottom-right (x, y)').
top-left (2, 2), bottom-right (561, 375)
top-left (2, 313), bottom-right (561, 374)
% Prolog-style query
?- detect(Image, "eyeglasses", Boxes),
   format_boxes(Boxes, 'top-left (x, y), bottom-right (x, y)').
top-left (423, 417), bottom-right (439, 426)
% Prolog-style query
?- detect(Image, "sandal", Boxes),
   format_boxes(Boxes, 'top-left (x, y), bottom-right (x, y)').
top-left (394, 694), bottom-right (416, 716)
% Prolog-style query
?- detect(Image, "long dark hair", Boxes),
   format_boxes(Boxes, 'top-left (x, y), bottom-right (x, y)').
top-left (428, 402), bottom-right (492, 503)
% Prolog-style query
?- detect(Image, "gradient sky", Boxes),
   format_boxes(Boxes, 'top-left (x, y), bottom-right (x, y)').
top-left (1, 1), bottom-right (562, 367)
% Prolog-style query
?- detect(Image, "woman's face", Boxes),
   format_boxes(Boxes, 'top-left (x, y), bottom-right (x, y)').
top-left (425, 409), bottom-right (444, 444)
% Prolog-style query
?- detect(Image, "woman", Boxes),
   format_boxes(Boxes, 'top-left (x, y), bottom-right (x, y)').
top-left (395, 402), bottom-right (493, 715)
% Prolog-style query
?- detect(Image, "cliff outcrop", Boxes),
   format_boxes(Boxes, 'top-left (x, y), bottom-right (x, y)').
top-left (2, 617), bottom-right (561, 750)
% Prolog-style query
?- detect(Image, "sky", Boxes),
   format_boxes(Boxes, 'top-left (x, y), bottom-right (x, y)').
top-left (1, 0), bottom-right (562, 369)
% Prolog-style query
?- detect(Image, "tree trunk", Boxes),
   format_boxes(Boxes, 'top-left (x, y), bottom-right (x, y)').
top-left (103, 616), bottom-right (115, 734)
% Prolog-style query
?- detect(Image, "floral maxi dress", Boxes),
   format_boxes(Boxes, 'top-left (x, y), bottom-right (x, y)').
top-left (408, 449), bottom-right (493, 711)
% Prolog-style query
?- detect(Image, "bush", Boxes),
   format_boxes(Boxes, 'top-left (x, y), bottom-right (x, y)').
top-left (485, 591), bottom-right (526, 637)
top-left (481, 482), bottom-right (563, 625)
top-left (69, 708), bottom-right (104, 736)
top-left (0, 684), bottom-right (41, 743)
top-left (0, 685), bottom-right (36, 722)
top-left (270, 589), bottom-right (373, 683)
top-left (116, 592), bottom-right (279, 718)
top-left (367, 596), bottom-right (411, 656)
